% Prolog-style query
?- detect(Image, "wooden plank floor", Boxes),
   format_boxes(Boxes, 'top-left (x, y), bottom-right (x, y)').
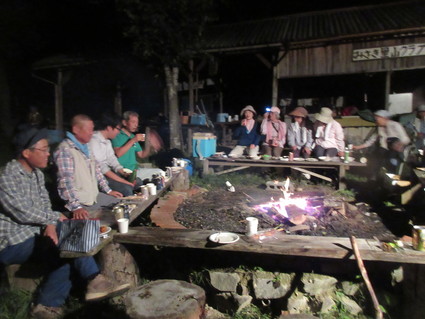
top-left (114, 227), bottom-right (425, 265)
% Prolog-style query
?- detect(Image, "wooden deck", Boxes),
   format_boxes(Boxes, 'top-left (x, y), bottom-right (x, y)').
top-left (114, 227), bottom-right (425, 265)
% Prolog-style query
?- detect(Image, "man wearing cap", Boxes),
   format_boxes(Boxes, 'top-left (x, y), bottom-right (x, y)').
top-left (287, 106), bottom-right (314, 158)
top-left (399, 104), bottom-right (425, 150)
top-left (228, 105), bottom-right (261, 158)
top-left (0, 127), bottom-right (129, 318)
top-left (54, 114), bottom-right (122, 220)
top-left (353, 110), bottom-right (410, 172)
top-left (313, 107), bottom-right (345, 157)
top-left (261, 106), bottom-right (287, 157)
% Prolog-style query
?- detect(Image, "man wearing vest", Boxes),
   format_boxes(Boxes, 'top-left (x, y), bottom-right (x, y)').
top-left (54, 114), bottom-right (122, 219)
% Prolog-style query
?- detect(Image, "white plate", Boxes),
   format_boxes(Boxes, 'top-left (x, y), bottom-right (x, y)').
top-left (122, 168), bottom-right (133, 174)
top-left (208, 232), bottom-right (240, 244)
top-left (306, 158), bottom-right (319, 162)
top-left (318, 156), bottom-right (331, 161)
top-left (293, 157), bottom-right (305, 161)
top-left (99, 226), bottom-right (111, 238)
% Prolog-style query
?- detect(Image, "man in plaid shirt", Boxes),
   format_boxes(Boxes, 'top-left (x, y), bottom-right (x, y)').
top-left (54, 114), bottom-right (122, 219)
top-left (0, 127), bottom-right (129, 318)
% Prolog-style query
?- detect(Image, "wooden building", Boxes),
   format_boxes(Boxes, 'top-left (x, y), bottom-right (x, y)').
top-left (201, 0), bottom-right (425, 113)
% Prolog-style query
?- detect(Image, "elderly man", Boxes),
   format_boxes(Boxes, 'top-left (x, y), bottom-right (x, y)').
top-left (0, 128), bottom-right (129, 318)
top-left (89, 112), bottom-right (137, 197)
top-left (353, 109), bottom-right (410, 173)
top-left (54, 114), bottom-right (122, 219)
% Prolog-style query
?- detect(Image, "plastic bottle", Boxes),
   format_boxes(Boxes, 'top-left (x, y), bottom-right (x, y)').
top-left (344, 147), bottom-right (350, 163)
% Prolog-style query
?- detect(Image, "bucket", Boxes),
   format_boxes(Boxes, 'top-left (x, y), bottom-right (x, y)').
top-left (216, 113), bottom-right (228, 123)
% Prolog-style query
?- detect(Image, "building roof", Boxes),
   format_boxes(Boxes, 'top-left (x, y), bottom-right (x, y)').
top-left (203, 0), bottom-right (425, 53)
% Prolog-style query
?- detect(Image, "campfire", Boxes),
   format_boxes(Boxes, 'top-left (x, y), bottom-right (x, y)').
top-left (253, 178), bottom-right (324, 226)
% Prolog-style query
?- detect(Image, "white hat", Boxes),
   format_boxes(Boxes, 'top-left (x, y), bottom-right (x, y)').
top-left (240, 105), bottom-right (257, 116)
top-left (374, 110), bottom-right (391, 119)
top-left (417, 104), bottom-right (425, 112)
top-left (315, 107), bottom-right (333, 124)
top-left (270, 106), bottom-right (281, 114)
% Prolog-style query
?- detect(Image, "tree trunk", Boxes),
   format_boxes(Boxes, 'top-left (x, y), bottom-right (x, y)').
top-left (165, 65), bottom-right (183, 150)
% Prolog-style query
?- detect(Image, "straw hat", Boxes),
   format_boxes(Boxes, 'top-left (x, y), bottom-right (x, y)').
top-left (240, 105), bottom-right (256, 116)
top-left (289, 106), bottom-right (308, 118)
top-left (374, 110), bottom-right (391, 119)
top-left (315, 107), bottom-right (334, 124)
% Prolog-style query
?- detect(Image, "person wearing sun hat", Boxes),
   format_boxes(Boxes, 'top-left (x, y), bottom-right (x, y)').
top-left (0, 127), bottom-right (130, 318)
top-left (287, 106), bottom-right (314, 158)
top-left (353, 109), bottom-right (410, 173)
top-left (260, 106), bottom-right (287, 157)
top-left (313, 107), bottom-right (345, 157)
top-left (229, 105), bottom-right (261, 158)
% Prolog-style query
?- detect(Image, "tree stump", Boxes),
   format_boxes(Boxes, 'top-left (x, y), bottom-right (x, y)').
top-left (96, 242), bottom-right (140, 303)
top-left (125, 279), bottom-right (206, 319)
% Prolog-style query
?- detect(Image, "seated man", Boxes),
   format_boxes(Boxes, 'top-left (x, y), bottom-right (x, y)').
top-left (89, 112), bottom-right (137, 197)
top-left (112, 111), bottom-right (163, 181)
top-left (54, 114), bottom-right (122, 219)
top-left (0, 127), bottom-right (129, 318)
top-left (399, 104), bottom-right (425, 151)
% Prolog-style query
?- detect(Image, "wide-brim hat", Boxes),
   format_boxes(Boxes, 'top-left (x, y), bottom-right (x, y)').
top-left (374, 110), bottom-right (391, 119)
top-left (240, 105), bottom-right (256, 116)
top-left (315, 107), bottom-right (333, 124)
top-left (13, 127), bottom-right (49, 154)
top-left (289, 106), bottom-right (308, 118)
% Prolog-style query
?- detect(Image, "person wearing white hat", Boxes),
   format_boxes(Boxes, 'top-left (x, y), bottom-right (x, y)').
top-left (313, 107), bottom-right (345, 157)
top-left (228, 105), bottom-right (261, 158)
top-left (353, 109), bottom-right (410, 173)
top-left (399, 104), bottom-right (425, 150)
top-left (260, 106), bottom-right (287, 157)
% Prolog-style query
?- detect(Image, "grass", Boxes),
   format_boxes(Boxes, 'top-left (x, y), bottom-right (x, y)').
top-left (0, 289), bottom-right (32, 319)
top-left (191, 172), bottom-right (268, 190)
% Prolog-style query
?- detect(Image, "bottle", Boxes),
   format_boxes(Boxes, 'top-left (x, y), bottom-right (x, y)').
top-left (344, 147), bottom-right (350, 163)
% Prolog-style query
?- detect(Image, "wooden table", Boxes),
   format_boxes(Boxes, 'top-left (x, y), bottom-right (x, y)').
top-left (60, 171), bottom-right (181, 258)
top-left (203, 157), bottom-right (367, 189)
top-left (114, 227), bottom-right (425, 265)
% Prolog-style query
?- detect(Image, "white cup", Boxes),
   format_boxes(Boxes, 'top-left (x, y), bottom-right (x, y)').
top-left (140, 185), bottom-right (149, 196)
top-left (147, 183), bottom-right (157, 195)
top-left (117, 218), bottom-right (129, 234)
top-left (246, 217), bottom-right (259, 236)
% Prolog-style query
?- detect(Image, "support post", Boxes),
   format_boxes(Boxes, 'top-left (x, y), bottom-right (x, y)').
top-left (55, 69), bottom-right (63, 132)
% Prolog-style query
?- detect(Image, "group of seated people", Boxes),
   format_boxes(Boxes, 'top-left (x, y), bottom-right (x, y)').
top-left (229, 104), bottom-right (425, 174)
top-left (0, 110), bottom-right (160, 318)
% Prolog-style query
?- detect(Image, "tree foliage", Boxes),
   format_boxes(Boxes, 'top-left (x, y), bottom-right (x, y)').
top-left (117, 0), bottom-right (214, 70)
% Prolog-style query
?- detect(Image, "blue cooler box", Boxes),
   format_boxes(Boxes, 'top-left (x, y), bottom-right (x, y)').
top-left (190, 114), bottom-right (207, 125)
top-left (192, 133), bottom-right (216, 158)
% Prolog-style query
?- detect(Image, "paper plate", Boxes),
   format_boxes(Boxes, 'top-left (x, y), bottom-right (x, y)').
top-left (293, 157), bottom-right (305, 161)
top-left (122, 168), bottom-right (133, 174)
top-left (306, 158), bottom-right (319, 162)
top-left (340, 156), bottom-right (355, 163)
top-left (208, 232), bottom-right (240, 244)
top-left (99, 226), bottom-right (111, 238)
top-left (318, 156), bottom-right (332, 161)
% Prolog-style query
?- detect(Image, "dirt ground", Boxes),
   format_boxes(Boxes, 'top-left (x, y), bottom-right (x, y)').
top-left (175, 183), bottom-right (397, 241)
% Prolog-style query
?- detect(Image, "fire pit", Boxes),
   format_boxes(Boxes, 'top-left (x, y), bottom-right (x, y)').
top-left (174, 180), bottom-right (396, 241)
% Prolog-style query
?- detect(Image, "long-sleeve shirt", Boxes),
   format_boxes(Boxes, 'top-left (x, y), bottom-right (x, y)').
top-left (89, 131), bottom-right (123, 174)
top-left (0, 160), bottom-right (61, 251)
top-left (363, 120), bottom-right (410, 150)
top-left (314, 120), bottom-right (345, 152)
top-left (287, 122), bottom-right (313, 149)
top-left (233, 121), bottom-right (261, 146)
top-left (54, 138), bottom-right (111, 212)
top-left (261, 119), bottom-right (287, 148)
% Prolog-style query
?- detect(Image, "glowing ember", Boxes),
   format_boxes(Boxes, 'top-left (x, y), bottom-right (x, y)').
top-left (254, 178), bottom-right (309, 219)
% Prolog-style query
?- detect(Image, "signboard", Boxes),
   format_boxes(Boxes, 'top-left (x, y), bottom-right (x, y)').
top-left (388, 93), bottom-right (412, 115)
top-left (352, 43), bottom-right (425, 61)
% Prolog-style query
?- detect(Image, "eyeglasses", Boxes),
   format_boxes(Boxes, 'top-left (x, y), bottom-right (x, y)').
top-left (114, 126), bottom-right (122, 130)
top-left (31, 147), bottom-right (50, 153)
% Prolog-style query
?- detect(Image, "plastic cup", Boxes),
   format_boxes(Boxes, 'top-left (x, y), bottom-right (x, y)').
top-left (117, 218), bottom-right (129, 234)
top-left (147, 183), bottom-right (157, 195)
top-left (246, 217), bottom-right (259, 236)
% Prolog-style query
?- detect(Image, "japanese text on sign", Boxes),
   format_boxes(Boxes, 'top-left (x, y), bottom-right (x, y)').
top-left (352, 43), bottom-right (425, 61)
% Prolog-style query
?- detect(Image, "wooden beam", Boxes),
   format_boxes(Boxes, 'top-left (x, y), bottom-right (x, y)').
top-left (291, 167), bottom-right (333, 182)
top-left (255, 53), bottom-right (272, 69)
top-left (215, 166), bottom-right (250, 175)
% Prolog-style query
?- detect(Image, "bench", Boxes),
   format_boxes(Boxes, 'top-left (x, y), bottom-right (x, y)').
top-left (114, 227), bottom-right (425, 265)
top-left (202, 157), bottom-right (367, 189)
